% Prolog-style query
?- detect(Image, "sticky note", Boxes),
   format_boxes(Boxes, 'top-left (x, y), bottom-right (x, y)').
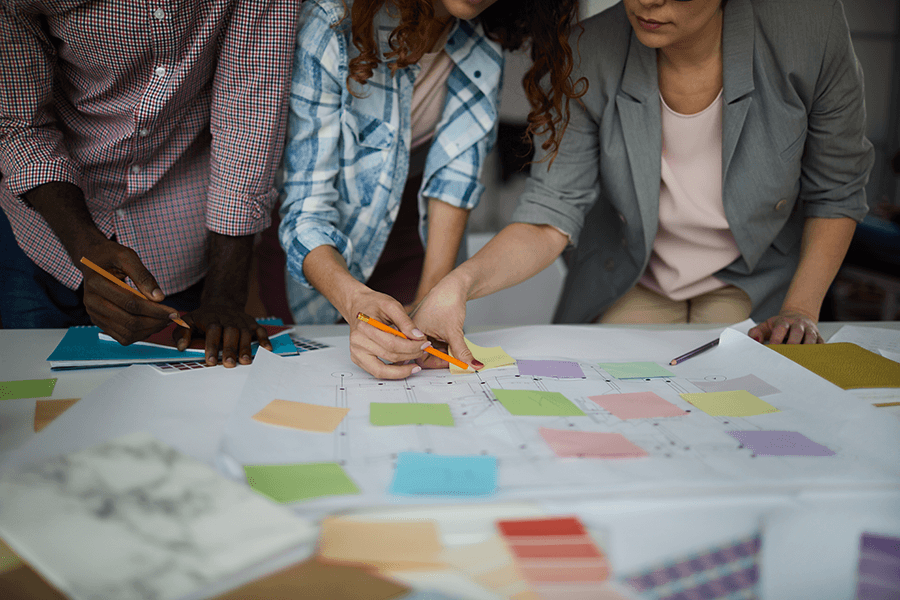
top-left (450, 338), bottom-right (516, 373)
top-left (492, 389), bottom-right (585, 417)
top-left (597, 362), bottom-right (673, 379)
top-left (317, 517), bottom-right (444, 571)
top-left (517, 360), bottom-right (585, 379)
top-left (726, 431), bottom-right (835, 456)
top-left (244, 462), bottom-right (360, 503)
top-left (539, 428), bottom-right (648, 458)
top-left (369, 402), bottom-right (454, 426)
top-left (589, 391), bottom-right (687, 420)
top-left (0, 378), bottom-right (57, 401)
top-left (33, 398), bottom-right (80, 432)
top-left (691, 374), bottom-right (781, 396)
top-left (679, 390), bottom-right (780, 417)
top-left (252, 399), bottom-right (349, 433)
top-left (388, 452), bottom-right (497, 496)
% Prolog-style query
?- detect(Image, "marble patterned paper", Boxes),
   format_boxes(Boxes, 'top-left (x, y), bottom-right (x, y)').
top-left (0, 432), bottom-right (315, 600)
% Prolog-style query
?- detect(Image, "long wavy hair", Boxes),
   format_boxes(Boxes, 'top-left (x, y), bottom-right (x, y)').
top-left (342, 0), bottom-right (586, 163)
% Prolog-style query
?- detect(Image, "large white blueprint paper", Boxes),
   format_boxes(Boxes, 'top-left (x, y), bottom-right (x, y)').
top-left (218, 326), bottom-right (900, 516)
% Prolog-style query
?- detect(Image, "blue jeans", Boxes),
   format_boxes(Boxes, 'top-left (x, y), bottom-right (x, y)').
top-left (0, 209), bottom-right (203, 328)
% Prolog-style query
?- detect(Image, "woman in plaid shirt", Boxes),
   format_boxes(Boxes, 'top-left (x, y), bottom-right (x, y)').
top-left (279, 0), bottom-right (586, 377)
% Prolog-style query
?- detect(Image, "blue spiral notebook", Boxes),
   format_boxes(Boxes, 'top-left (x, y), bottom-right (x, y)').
top-left (47, 319), bottom-right (298, 370)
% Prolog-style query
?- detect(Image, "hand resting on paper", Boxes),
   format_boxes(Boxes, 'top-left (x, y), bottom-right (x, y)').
top-left (748, 309), bottom-right (824, 345)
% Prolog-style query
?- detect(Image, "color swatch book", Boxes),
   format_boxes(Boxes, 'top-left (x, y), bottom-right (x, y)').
top-left (48, 320), bottom-right (297, 369)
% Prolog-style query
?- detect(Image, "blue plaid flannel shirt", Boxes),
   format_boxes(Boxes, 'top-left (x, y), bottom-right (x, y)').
top-left (278, 0), bottom-right (504, 324)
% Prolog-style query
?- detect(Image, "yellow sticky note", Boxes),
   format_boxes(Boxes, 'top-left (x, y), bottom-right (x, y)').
top-left (252, 399), bottom-right (349, 433)
top-left (679, 390), bottom-right (780, 417)
top-left (317, 518), bottom-right (445, 572)
top-left (450, 338), bottom-right (516, 373)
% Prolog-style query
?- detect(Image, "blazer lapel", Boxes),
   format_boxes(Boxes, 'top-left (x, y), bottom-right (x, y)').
top-left (721, 0), bottom-right (755, 181)
top-left (616, 32), bottom-right (661, 258)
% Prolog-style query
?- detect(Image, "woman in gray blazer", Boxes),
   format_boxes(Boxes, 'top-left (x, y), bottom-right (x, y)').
top-left (403, 0), bottom-right (873, 374)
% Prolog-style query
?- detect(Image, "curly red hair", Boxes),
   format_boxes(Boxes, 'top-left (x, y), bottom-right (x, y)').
top-left (342, 0), bottom-right (586, 164)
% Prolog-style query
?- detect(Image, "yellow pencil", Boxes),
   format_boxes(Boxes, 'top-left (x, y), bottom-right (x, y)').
top-left (80, 257), bottom-right (190, 328)
top-left (356, 312), bottom-right (469, 370)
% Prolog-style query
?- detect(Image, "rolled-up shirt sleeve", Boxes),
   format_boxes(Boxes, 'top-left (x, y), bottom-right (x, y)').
top-left (0, 1), bottom-right (83, 198)
top-left (278, 5), bottom-right (353, 289)
top-left (799, 0), bottom-right (873, 221)
top-left (206, 0), bottom-right (299, 237)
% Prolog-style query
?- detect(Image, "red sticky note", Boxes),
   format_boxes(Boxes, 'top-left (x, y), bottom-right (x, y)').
top-left (539, 428), bottom-right (649, 459)
top-left (589, 391), bottom-right (687, 420)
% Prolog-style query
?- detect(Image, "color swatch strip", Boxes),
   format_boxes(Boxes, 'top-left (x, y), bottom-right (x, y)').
top-left (497, 517), bottom-right (609, 598)
top-left (856, 532), bottom-right (900, 599)
top-left (624, 534), bottom-right (761, 600)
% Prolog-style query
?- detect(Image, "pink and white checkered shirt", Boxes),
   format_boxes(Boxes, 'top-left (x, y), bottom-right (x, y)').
top-left (0, 0), bottom-right (300, 292)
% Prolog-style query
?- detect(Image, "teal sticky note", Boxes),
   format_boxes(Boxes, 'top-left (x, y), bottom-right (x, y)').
top-left (0, 378), bottom-right (57, 401)
top-left (370, 402), bottom-right (454, 426)
top-left (389, 452), bottom-right (497, 496)
top-left (244, 462), bottom-right (360, 503)
top-left (597, 362), bottom-right (674, 379)
top-left (491, 389), bottom-right (585, 416)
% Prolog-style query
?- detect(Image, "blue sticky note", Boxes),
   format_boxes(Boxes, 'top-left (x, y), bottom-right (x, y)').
top-left (389, 452), bottom-right (497, 497)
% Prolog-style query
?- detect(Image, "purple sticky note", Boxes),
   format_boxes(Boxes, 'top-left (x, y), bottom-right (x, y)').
top-left (726, 431), bottom-right (835, 456)
top-left (517, 360), bottom-right (585, 379)
top-left (857, 532), bottom-right (900, 599)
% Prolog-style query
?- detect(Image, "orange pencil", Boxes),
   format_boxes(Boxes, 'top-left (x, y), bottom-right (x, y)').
top-left (80, 257), bottom-right (190, 328)
top-left (356, 312), bottom-right (469, 371)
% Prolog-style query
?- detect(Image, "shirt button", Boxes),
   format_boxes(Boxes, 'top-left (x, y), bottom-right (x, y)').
top-left (131, 165), bottom-right (141, 174)
top-left (774, 199), bottom-right (788, 211)
top-left (155, 66), bottom-right (166, 77)
top-left (138, 128), bottom-right (150, 137)
top-left (473, 70), bottom-right (481, 78)
top-left (605, 258), bottom-right (616, 271)
top-left (116, 209), bottom-right (126, 217)
top-left (153, 7), bottom-right (166, 20)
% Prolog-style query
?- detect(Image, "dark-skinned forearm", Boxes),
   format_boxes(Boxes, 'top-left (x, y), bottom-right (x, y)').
top-left (22, 181), bottom-right (108, 263)
top-left (200, 231), bottom-right (255, 308)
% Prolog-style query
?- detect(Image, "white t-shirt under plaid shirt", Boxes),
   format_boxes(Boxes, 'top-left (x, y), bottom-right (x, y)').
top-left (0, 0), bottom-right (300, 294)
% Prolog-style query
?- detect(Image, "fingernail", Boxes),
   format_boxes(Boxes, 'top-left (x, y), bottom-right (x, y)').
top-left (177, 340), bottom-right (187, 351)
top-left (411, 366), bottom-right (422, 374)
top-left (412, 329), bottom-right (425, 339)
top-left (472, 359), bottom-right (484, 368)
top-left (420, 341), bottom-right (432, 350)
top-left (152, 289), bottom-right (164, 301)
top-left (241, 354), bottom-right (251, 362)
top-left (169, 313), bottom-right (180, 320)
top-left (225, 357), bottom-right (236, 367)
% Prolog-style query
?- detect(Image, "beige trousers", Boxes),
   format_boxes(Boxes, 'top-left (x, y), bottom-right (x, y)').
top-left (599, 284), bottom-right (753, 325)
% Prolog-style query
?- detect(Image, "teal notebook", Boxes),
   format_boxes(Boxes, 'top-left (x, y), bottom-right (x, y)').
top-left (47, 320), bottom-right (297, 369)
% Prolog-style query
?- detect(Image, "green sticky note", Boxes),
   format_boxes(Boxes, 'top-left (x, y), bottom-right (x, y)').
top-left (0, 378), bottom-right (57, 401)
top-left (680, 390), bottom-right (781, 417)
top-left (491, 389), bottom-right (585, 416)
top-left (369, 402), bottom-right (455, 426)
top-left (244, 462), bottom-right (360, 504)
top-left (597, 362), bottom-right (674, 379)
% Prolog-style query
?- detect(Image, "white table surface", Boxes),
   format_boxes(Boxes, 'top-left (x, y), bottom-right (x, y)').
top-left (1, 322), bottom-right (899, 600)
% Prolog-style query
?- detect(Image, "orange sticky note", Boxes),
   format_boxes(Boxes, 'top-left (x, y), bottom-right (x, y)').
top-left (252, 399), bottom-right (349, 433)
top-left (33, 399), bottom-right (80, 432)
top-left (317, 518), bottom-right (445, 572)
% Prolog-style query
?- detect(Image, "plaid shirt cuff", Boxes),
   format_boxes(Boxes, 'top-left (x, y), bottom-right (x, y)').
top-left (206, 187), bottom-right (277, 236)
top-left (5, 160), bottom-right (83, 200)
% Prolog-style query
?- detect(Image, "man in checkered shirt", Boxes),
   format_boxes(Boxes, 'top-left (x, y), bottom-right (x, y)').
top-left (0, 0), bottom-right (301, 367)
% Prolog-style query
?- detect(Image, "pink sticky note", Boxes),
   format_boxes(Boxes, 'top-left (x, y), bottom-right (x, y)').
top-left (539, 428), bottom-right (648, 458)
top-left (589, 391), bottom-right (688, 420)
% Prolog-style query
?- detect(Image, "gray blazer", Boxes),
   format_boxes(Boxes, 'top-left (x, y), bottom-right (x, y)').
top-left (512, 0), bottom-right (873, 323)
